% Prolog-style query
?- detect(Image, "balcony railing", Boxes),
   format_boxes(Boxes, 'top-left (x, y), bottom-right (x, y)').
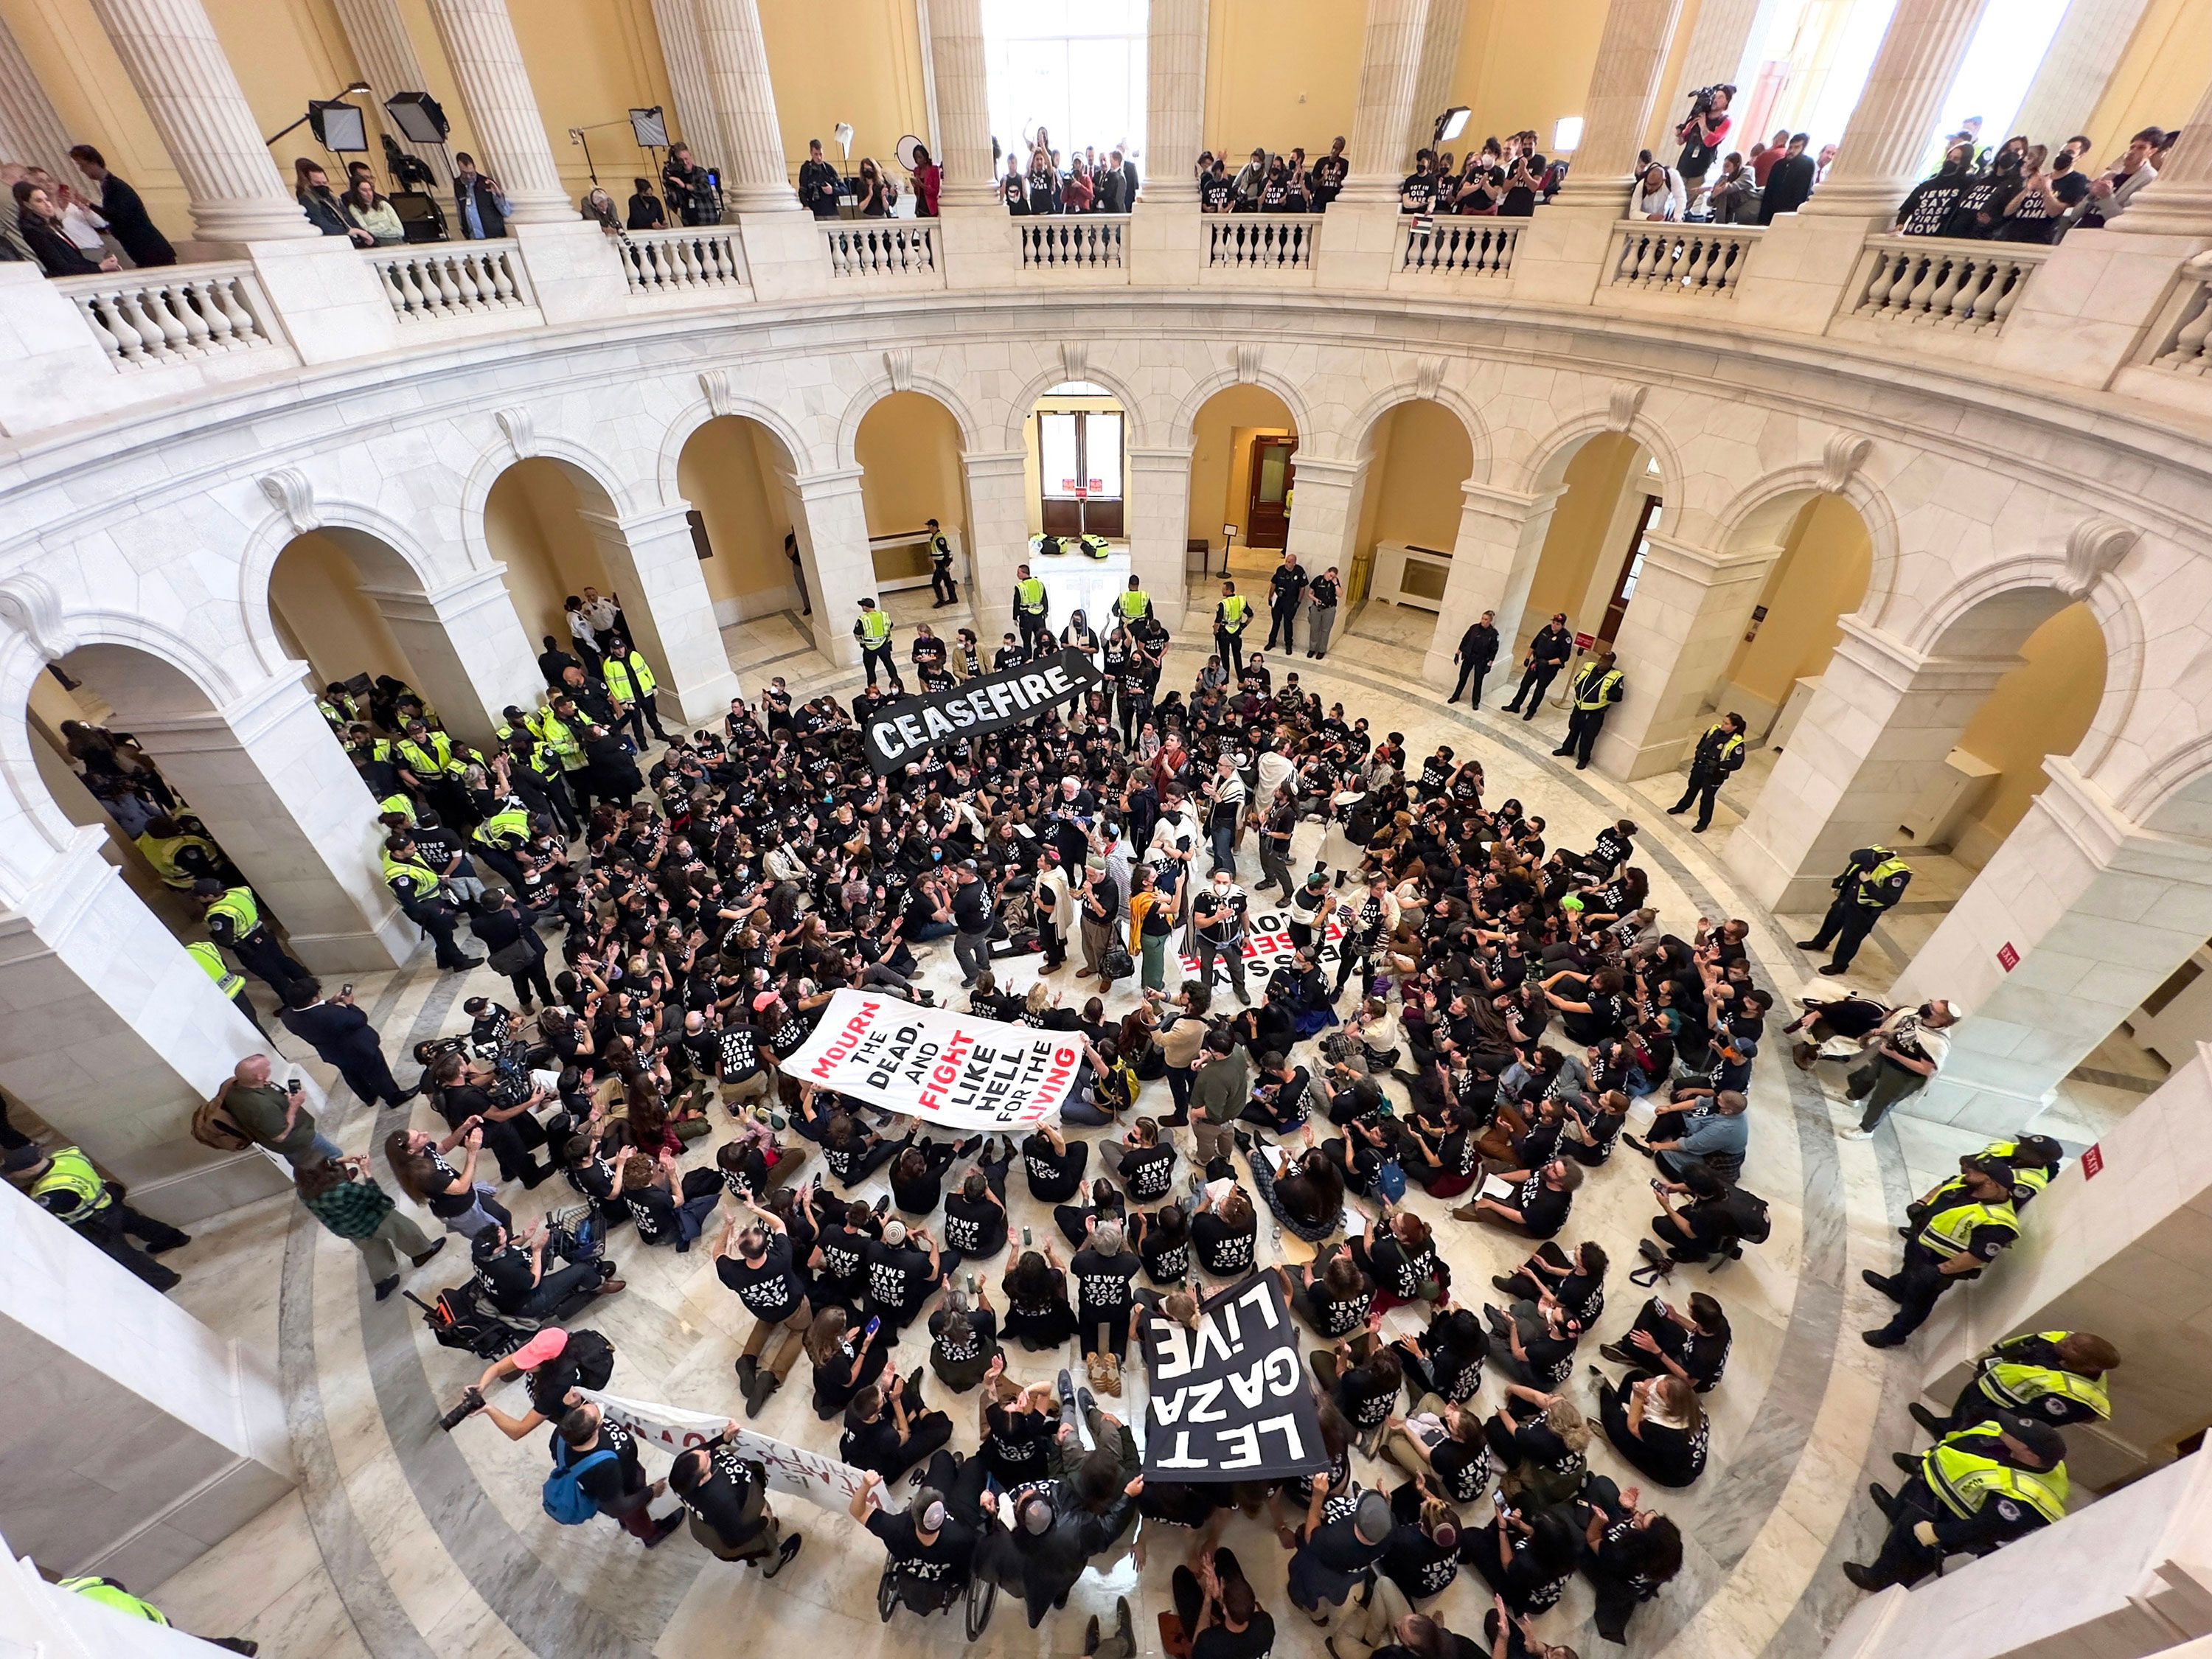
top-left (821, 220), bottom-right (938, 279)
top-left (366, 240), bottom-right (532, 324)
top-left (1018, 215), bottom-right (1128, 271)
top-left (1850, 235), bottom-right (2050, 333)
top-left (1608, 221), bottom-right (1761, 296)
top-left (1206, 215), bottom-right (1319, 273)
top-left (621, 226), bottom-right (749, 294)
top-left (56, 265), bottom-right (280, 367)
top-left (2147, 255), bottom-right (2212, 375)
top-left (1398, 218), bottom-right (1520, 278)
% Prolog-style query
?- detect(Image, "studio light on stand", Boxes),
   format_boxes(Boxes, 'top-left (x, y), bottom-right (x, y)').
top-left (383, 91), bottom-right (450, 147)
top-left (1433, 106), bottom-right (1470, 146)
top-left (264, 80), bottom-right (372, 151)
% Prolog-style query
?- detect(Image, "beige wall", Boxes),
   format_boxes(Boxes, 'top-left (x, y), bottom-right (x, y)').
top-left (1348, 398), bottom-right (1475, 595)
top-left (483, 459), bottom-right (616, 647)
top-left (1453, 0), bottom-right (1610, 162)
top-left (677, 414), bottom-right (799, 612)
top-left (1956, 599), bottom-right (2107, 852)
top-left (1721, 493), bottom-right (1873, 717)
top-left (1523, 431), bottom-right (1641, 631)
top-left (2085, 0), bottom-right (2211, 158)
top-left (508, 0), bottom-right (675, 207)
top-left (1187, 383), bottom-right (1295, 551)
top-left (266, 531), bottom-right (411, 691)
top-left (1200, 0), bottom-right (1365, 165)
top-left (757, 0), bottom-right (930, 186)
top-left (855, 391), bottom-right (965, 541)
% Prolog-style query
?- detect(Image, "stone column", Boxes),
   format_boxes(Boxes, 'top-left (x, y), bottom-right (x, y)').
top-left (1590, 534), bottom-right (1781, 781)
top-left (789, 468), bottom-right (874, 667)
top-left (355, 566), bottom-right (543, 746)
top-left (1552, 0), bottom-right (1687, 205)
top-left (1891, 762), bottom-right (2212, 1133)
top-left (0, 1165), bottom-right (294, 1585)
top-left (576, 506), bottom-right (742, 722)
top-left (963, 449), bottom-right (1032, 637)
top-left (1127, 446), bottom-right (1194, 631)
top-left (114, 672), bottom-right (414, 971)
top-left (0, 14), bottom-right (76, 183)
top-left (2108, 75), bottom-right (2212, 236)
top-left (1722, 616), bottom-right (2010, 914)
top-left (1279, 455), bottom-right (1368, 578)
top-left (1148, 0), bottom-right (1208, 197)
top-left (1666, 0), bottom-right (1786, 124)
top-left (696, 0), bottom-right (798, 214)
top-left (1421, 481), bottom-right (1562, 692)
top-left (1337, 0), bottom-right (1430, 207)
top-left (1404, 0), bottom-right (1465, 167)
top-left (83, 0), bottom-right (316, 243)
top-left (2010, 0), bottom-right (2156, 157)
top-left (650, 0), bottom-right (734, 180)
top-left (419, 0), bottom-right (572, 223)
top-left (1801, 0), bottom-right (1992, 219)
top-left (923, 0), bottom-right (995, 208)
top-left (330, 0), bottom-right (454, 178)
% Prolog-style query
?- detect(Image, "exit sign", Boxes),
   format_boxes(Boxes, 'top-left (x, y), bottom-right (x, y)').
top-left (1997, 942), bottom-right (2019, 972)
top-left (1574, 632), bottom-right (1595, 650)
top-left (2082, 1144), bottom-right (2103, 1179)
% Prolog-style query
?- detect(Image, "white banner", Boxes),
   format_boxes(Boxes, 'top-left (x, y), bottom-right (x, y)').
top-left (782, 987), bottom-right (1085, 1130)
top-left (577, 1388), bottom-right (878, 1515)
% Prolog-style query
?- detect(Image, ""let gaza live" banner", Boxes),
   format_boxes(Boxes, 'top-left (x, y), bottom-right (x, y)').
top-left (783, 987), bottom-right (1088, 1130)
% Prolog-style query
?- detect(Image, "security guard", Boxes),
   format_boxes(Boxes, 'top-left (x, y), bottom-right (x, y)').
top-left (471, 793), bottom-right (537, 889)
top-left (1863, 1157), bottom-right (2019, 1348)
top-left (2, 1141), bottom-right (191, 1292)
top-left (1905, 1135), bottom-right (2065, 1234)
top-left (193, 879), bottom-right (313, 1004)
top-left (316, 681), bottom-right (361, 730)
top-left (1554, 650), bottom-right (1624, 771)
top-left (381, 832), bottom-right (482, 973)
top-left (1798, 845), bottom-right (1913, 975)
top-left (1910, 1330), bottom-right (2119, 1439)
top-left (1669, 713), bottom-right (1747, 834)
top-left (852, 597), bottom-right (904, 692)
top-left (536, 694), bottom-right (591, 821)
top-left (58, 1575), bottom-right (258, 1652)
top-left (1114, 575), bottom-right (1153, 629)
top-left (1213, 578), bottom-right (1252, 683)
top-left (1844, 1414), bottom-right (2067, 1591)
top-left (187, 936), bottom-right (265, 1034)
top-left (496, 709), bottom-right (580, 838)
top-left (133, 813), bottom-right (225, 890)
top-left (1012, 562), bottom-right (1051, 659)
top-left (926, 516), bottom-right (959, 606)
top-left (394, 718), bottom-right (476, 830)
top-left (599, 631), bottom-right (668, 747)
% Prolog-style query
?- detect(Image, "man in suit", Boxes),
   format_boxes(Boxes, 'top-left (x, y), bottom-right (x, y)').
top-left (470, 888), bottom-right (556, 1010)
top-left (279, 978), bottom-right (415, 1110)
top-left (1112, 148), bottom-right (1139, 206)
top-left (453, 152), bottom-right (508, 240)
top-left (67, 145), bottom-right (173, 267)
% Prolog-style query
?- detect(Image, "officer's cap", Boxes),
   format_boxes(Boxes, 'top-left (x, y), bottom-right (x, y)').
top-left (1994, 1413), bottom-right (2065, 1465)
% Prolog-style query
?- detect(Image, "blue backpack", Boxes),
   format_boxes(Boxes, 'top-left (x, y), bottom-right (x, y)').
top-left (1376, 1155), bottom-right (1408, 1205)
top-left (543, 1441), bottom-right (617, 1526)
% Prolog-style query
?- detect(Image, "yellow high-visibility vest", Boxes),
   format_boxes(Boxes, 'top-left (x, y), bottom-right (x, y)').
top-left (187, 939), bottom-right (246, 999)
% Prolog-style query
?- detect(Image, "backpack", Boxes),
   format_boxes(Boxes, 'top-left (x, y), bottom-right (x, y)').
top-left (1718, 1186), bottom-right (1771, 1245)
top-left (543, 1440), bottom-right (618, 1525)
top-left (1376, 1155), bottom-right (1408, 1205)
top-left (406, 1282), bottom-right (529, 1358)
top-left (190, 1092), bottom-right (253, 1152)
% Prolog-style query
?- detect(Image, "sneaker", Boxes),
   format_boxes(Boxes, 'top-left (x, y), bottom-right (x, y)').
top-left (1077, 1385), bottom-right (1098, 1422)
top-left (1450, 1203), bottom-right (1484, 1222)
top-left (1840, 1126), bottom-right (1874, 1141)
top-left (411, 1239), bottom-right (448, 1269)
top-left (1058, 1367), bottom-right (1077, 1418)
top-left (761, 1533), bottom-right (804, 1577)
top-left (1597, 1340), bottom-right (1638, 1368)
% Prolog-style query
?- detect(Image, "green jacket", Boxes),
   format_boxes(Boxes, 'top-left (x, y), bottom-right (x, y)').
top-left (1189, 1048), bottom-right (1253, 1124)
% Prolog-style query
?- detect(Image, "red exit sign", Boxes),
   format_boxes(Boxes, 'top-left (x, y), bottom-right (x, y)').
top-left (2082, 1144), bottom-right (2103, 1179)
top-left (1997, 942), bottom-right (2020, 972)
top-left (1574, 632), bottom-right (1595, 650)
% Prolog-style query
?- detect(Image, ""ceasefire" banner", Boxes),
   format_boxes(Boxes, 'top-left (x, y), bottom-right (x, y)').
top-left (782, 987), bottom-right (1088, 1130)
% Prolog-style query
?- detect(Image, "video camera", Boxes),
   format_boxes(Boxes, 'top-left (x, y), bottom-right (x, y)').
top-left (1687, 83), bottom-right (1736, 116)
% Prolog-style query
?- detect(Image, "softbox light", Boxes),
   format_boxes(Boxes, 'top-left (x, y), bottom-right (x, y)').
top-left (308, 100), bottom-right (369, 153)
top-left (630, 106), bottom-right (668, 147)
top-left (383, 91), bottom-right (451, 145)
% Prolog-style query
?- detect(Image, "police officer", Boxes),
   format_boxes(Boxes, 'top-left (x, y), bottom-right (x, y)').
top-left (1214, 579), bottom-right (1253, 684)
top-left (187, 936), bottom-right (266, 1034)
top-left (471, 791), bottom-right (537, 890)
top-left (3, 1141), bottom-right (192, 1291)
top-left (1449, 609), bottom-right (1498, 705)
top-left (1555, 650), bottom-right (1624, 771)
top-left (853, 597), bottom-right (903, 692)
top-left (394, 717), bottom-right (476, 830)
top-left (1503, 613), bottom-right (1575, 720)
top-left (927, 517), bottom-right (959, 606)
top-left (1844, 1414), bottom-right (2067, 1591)
top-left (1114, 574), bottom-right (1153, 631)
top-left (535, 695), bottom-right (592, 821)
top-left (1668, 713), bottom-right (1747, 833)
top-left (57, 1576), bottom-right (257, 1653)
top-left (1266, 552), bottom-right (1308, 653)
top-left (382, 831), bottom-right (484, 973)
top-left (1798, 845), bottom-right (1912, 975)
top-left (192, 878), bottom-right (313, 1005)
top-left (1862, 1156), bottom-right (2019, 1348)
top-left (1013, 563), bottom-right (1051, 659)
top-left (495, 710), bottom-right (580, 839)
top-left (599, 631), bottom-right (668, 747)
top-left (1910, 1330), bottom-right (2119, 1439)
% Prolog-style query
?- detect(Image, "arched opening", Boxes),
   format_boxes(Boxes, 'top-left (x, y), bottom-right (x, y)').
top-left (1716, 495), bottom-right (1875, 743)
top-left (1016, 380), bottom-right (1135, 630)
top-left (484, 457), bottom-right (624, 664)
top-left (1522, 434), bottom-right (1661, 653)
top-left (675, 414), bottom-right (810, 667)
top-left (855, 391), bottom-right (970, 630)
top-left (1340, 398), bottom-right (1476, 651)
top-left (1186, 385), bottom-right (1298, 609)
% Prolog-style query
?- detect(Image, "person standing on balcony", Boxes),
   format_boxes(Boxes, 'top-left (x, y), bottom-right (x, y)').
top-left (626, 178), bottom-right (666, 229)
top-left (1672, 86), bottom-right (1732, 200)
top-left (1311, 136), bottom-right (1349, 209)
top-left (853, 158), bottom-right (890, 218)
top-left (453, 153), bottom-right (509, 240)
top-left (11, 180), bottom-right (113, 275)
top-left (663, 143), bottom-right (714, 226)
top-left (1112, 148), bottom-right (1138, 209)
top-left (1756, 134), bottom-right (1815, 223)
top-left (66, 145), bottom-right (172, 268)
top-left (800, 139), bottom-right (841, 218)
top-left (910, 144), bottom-right (941, 218)
top-left (1026, 148), bottom-right (1060, 215)
top-left (1200, 159), bottom-right (1236, 213)
top-left (2074, 128), bottom-right (2163, 229)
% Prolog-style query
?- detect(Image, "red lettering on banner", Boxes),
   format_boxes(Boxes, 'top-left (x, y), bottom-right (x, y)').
top-left (917, 1029), bottom-right (975, 1113)
top-left (808, 999), bottom-right (883, 1080)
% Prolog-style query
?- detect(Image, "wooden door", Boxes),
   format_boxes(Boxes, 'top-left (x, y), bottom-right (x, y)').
top-left (1246, 436), bottom-right (1297, 549)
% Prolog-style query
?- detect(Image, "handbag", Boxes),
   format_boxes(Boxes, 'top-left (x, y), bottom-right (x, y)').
top-left (488, 938), bottom-right (538, 975)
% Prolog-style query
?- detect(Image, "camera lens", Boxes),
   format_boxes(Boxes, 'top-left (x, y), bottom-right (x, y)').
top-left (439, 1388), bottom-right (486, 1433)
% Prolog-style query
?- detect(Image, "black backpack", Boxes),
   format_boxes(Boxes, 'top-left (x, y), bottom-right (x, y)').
top-left (406, 1281), bottom-right (531, 1359)
top-left (1718, 1186), bottom-right (1772, 1245)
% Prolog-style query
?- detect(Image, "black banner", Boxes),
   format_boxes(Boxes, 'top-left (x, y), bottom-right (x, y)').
top-left (861, 647), bottom-right (1104, 773)
top-left (1141, 1273), bottom-right (1326, 1483)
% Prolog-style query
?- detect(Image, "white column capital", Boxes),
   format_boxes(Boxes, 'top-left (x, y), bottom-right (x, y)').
top-left (1283, 453), bottom-right (1363, 484)
top-left (793, 466), bottom-right (868, 498)
top-left (1130, 444), bottom-right (1197, 467)
top-left (962, 448), bottom-right (1029, 479)
top-left (1458, 479), bottom-right (1557, 518)
top-left (1637, 532), bottom-right (1782, 585)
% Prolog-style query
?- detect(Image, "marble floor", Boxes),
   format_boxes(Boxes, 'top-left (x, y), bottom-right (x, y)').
top-left (144, 603), bottom-right (2066, 1659)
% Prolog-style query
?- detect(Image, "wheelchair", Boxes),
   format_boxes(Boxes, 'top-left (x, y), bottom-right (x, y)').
top-left (875, 1540), bottom-right (998, 1638)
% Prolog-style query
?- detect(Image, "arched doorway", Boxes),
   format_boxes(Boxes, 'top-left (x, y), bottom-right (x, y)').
top-left (484, 457), bottom-right (626, 664)
top-left (675, 414), bottom-right (811, 670)
top-left (1185, 385), bottom-right (1298, 611)
top-left (1338, 397), bottom-right (1475, 652)
top-left (1016, 380), bottom-right (1136, 633)
top-left (853, 392), bottom-right (970, 635)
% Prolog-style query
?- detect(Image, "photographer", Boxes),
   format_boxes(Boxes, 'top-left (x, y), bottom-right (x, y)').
top-left (1674, 84), bottom-right (1733, 195)
top-left (443, 1325), bottom-right (616, 1440)
top-left (663, 142), bottom-right (714, 226)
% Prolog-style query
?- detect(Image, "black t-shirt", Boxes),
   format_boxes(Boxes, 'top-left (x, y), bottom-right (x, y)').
top-left (718, 1024), bottom-right (763, 1082)
top-left (1201, 177), bottom-right (1235, 212)
top-left (1118, 1142), bottom-right (1177, 1203)
top-left (626, 1183), bottom-right (681, 1245)
top-left (479, 1243), bottom-right (540, 1310)
top-left (814, 1220), bottom-right (872, 1290)
top-left (866, 1506), bottom-right (978, 1593)
top-left (953, 883), bottom-right (995, 934)
top-left (1514, 1173), bottom-right (1572, 1239)
top-left (1192, 1209), bottom-right (1256, 1276)
top-left (557, 1419), bottom-right (645, 1508)
top-left (1301, 1509), bottom-right (1388, 1573)
top-left (1071, 1245), bottom-right (1140, 1321)
top-left (717, 1234), bottom-right (803, 1321)
top-left (1023, 1133), bottom-right (1085, 1200)
top-left (1430, 1436), bottom-right (1489, 1503)
top-left (1138, 1220), bottom-right (1191, 1283)
top-left (1192, 1614), bottom-right (1276, 1659)
top-left (683, 1442), bottom-right (768, 1544)
top-left (941, 1191), bottom-right (1006, 1257)
top-left (866, 1240), bottom-right (935, 1318)
top-left (1399, 172), bottom-right (1435, 212)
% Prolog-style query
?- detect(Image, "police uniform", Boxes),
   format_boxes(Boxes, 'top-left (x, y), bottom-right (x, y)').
top-left (854, 605), bottom-right (903, 690)
top-left (381, 847), bottom-right (481, 972)
top-left (198, 883), bottom-right (313, 1005)
top-left (1014, 574), bottom-right (1051, 658)
top-left (1801, 846), bottom-right (1912, 973)
top-left (1848, 1416), bottom-right (2067, 1590)
top-left (1214, 591), bottom-right (1252, 682)
top-left (1919, 1331), bottom-right (2111, 1437)
top-left (394, 727), bottom-right (476, 831)
top-left (602, 647), bottom-right (668, 745)
top-left (187, 937), bottom-right (265, 1034)
top-left (928, 528), bottom-right (959, 605)
top-left (1557, 658), bottom-right (1624, 770)
top-left (1669, 721), bottom-right (1745, 832)
top-left (1115, 585), bottom-right (1153, 629)
top-left (1863, 1169), bottom-right (2019, 1345)
top-left (7, 1143), bottom-right (190, 1291)
top-left (498, 715), bottom-right (580, 839)
top-left (1905, 1137), bottom-right (2063, 1231)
